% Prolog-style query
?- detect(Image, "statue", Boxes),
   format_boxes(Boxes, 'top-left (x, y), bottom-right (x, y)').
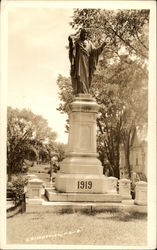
top-left (68, 28), bottom-right (106, 95)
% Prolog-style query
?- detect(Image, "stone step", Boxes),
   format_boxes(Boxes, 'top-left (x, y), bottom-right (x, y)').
top-left (45, 188), bottom-right (122, 203)
top-left (7, 200), bottom-right (15, 210)
top-left (26, 200), bottom-right (147, 214)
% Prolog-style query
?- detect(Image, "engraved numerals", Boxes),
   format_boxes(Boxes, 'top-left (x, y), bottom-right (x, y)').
top-left (77, 181), bottom-right (92, 189)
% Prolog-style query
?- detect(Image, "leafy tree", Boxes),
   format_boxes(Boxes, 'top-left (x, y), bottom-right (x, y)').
top-left (18, 108), bottom-right (57, 164)
top-left (57, 75), bottom-right (74, 133)
top-left (54, 142), bottom-right (66, 162)
top-left (92, 54), bottom-right (148, 178)
top-left (7, 107), bottom-right (33, 180)
top-left (7, 107), bottom-right (57, 180)
top-left (70, 9), bottom-right (149, 60)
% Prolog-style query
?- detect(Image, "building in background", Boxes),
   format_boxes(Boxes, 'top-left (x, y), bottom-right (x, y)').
top-left (119, 128), bottom-right (147, 182)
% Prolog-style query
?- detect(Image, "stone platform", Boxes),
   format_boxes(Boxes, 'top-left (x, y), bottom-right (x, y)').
top-left (26, 198), bottom-right (147, 214)
top-left (45, 188), bottom-right (122, 203)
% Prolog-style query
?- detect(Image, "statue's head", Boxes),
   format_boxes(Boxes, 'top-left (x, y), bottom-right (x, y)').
top-left (80, 28), bottom-right (88, 41)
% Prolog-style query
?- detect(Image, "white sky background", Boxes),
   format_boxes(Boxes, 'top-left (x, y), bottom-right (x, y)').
top-left (8, 7), bottom-right (74, 143)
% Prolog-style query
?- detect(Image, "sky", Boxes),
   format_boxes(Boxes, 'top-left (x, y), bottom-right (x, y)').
top-left (8, 7), bottom-right (74, 143)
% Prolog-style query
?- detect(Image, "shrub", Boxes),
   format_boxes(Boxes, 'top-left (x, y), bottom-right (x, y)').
top-left (9, 174), bottom-right (29, 205)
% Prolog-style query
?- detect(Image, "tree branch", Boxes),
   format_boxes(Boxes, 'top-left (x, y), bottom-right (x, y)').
top-left (134, 25), bottom-right (148, 50)
top-left (101, 22), bottom-right (148, 59)
top-left (97, 119), bottom-right (104, 134)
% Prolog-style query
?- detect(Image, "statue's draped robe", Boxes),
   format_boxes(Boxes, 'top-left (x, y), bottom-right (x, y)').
top-left (71, 39), bottom-right (104, 94)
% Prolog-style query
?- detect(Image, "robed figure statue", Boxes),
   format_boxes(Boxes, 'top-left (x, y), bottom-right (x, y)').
top-left (68, 28), bottom-right (106, 95)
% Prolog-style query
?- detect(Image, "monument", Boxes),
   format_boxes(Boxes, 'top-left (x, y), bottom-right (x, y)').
top-left (46, 29), bottom-right (121, 202)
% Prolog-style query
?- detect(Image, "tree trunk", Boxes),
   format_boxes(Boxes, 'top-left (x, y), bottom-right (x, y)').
top-left (113, 166), bottom-right (120, 179)
top-left (7, 163), bottom-right (12, 182)
top-left (124, 147), bottom-right (131, 178)
top-left (123, 131), bottom-right (131, 178)
top-left (36, 150), bottom-right (40, 165)
top-left (114, 139), bottom-right (120, 179)
top-left (8, 172), bottom-right (12, 182)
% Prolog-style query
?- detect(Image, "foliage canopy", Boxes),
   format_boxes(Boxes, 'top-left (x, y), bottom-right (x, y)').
top-left (7, 107), bottom-right (57, 178)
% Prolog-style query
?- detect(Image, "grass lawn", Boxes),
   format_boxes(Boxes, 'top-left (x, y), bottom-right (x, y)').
top-left (7, 164), bottom-right (147, 246)
top-left (7, 209), bottom-right (147, 246)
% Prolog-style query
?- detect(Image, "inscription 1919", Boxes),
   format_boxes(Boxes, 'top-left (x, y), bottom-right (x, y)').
top-left (78, 180), bottom-right (92, 189)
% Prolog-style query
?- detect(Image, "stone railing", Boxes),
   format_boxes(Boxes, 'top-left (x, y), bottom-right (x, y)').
top-left (134, 181), bottom-right (147, 205)
top-left (26, 177), bottom-right (44, 204)
top-left (118, 178), bottom-right (132, 200)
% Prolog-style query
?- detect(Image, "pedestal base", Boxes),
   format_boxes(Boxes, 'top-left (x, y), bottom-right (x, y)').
top-left (55, 173), bottom-right (108, 193)
top-left (45, 188), bottom-right (122, 203)
top-left (60, 155), bottom-right (103, 174)
top-left (120, 195), bottom-right (132, 200)
top-left (26, 198), bottom-right (43, 205)
top-left (134, 199), bottom-right (147, 206)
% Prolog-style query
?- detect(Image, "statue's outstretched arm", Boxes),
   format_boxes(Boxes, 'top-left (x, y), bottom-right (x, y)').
top-left (95, 41), bottom-right (107, 54)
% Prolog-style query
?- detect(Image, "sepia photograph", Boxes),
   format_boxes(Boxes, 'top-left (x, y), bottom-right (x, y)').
top-left (0, 0), bottom-right (156, 249)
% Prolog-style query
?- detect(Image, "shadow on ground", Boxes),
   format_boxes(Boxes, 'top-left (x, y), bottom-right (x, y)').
top-left (95, 211), bottom-right (147, 222)
top-left (57, 208), bottom-right (147, 222)
top-left (7, 204), bottom-right (25, 219)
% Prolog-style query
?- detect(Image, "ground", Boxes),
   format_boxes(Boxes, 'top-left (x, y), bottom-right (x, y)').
top-left (7, 164), bottom-right (147, 247)
top-left (7, 209), bottom-right (147, 246)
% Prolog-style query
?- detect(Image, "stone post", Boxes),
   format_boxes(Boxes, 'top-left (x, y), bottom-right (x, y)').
top-left (118, 178), bottom-right (132, 200)
top-left (26, 178), bottom-right (43, 204)
top-left (107, 177), bottom-right (118, 194)
top-left (134, 181), bottom-right (147, 205)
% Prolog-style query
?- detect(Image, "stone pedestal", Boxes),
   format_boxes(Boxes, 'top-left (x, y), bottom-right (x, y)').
top-left (107, 177), bottom-right (118, 194)
top-left (26, 178), bottom-right (43, 204)
top-left (134, 181), bottom-right (147, 205)
top-left (118, 178), bottom-right (132, 200)
top-left (45, 189), bottom-right (121, 202)
top-left (55, 94), bottom-right (107, 194)
top-left (55, 173), bottom-right (108, 193)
